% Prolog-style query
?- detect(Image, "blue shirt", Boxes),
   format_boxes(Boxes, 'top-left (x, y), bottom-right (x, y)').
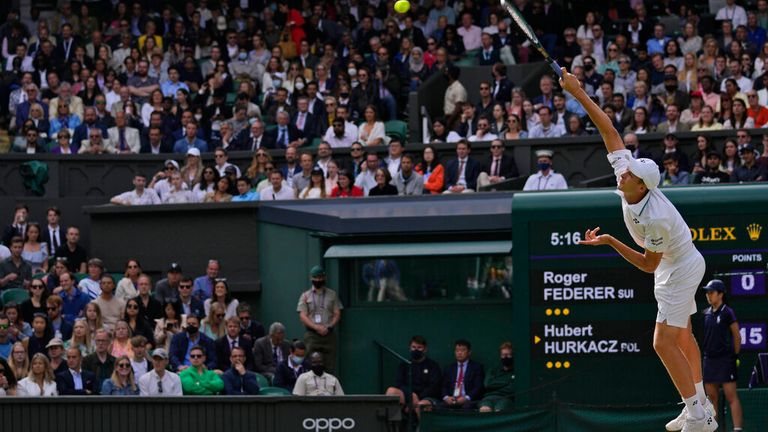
top-left (232, 191), bottom-right (259, 202)
top-left (173, 138), bottom-right (208, 154)
top-left (703, 303), bottom-right (737, 358)
top-left (184, 334), bottom-right (201, 366)
top-left (193, 276), bottom-right (213, 302)
top-left (60, 288), bottom-right (90, 323)
top-left (0, 340), bottom-right (12, 359)
top-left (646, 37), bottom-right (670, 55)
top-left (160, 80), bottom-right (190, 98)
top-left (71, 369), bottom-right (83, 390)
top-left (49, 115), bottom-right (82, 137)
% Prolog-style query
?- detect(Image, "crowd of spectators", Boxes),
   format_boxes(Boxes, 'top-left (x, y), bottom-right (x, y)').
top-left (0, 205), bottom-right (346, 397)
top-left (0, 1), bottom-right (766, 193)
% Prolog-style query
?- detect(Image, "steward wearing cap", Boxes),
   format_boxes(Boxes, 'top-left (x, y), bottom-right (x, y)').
top-left (701, 279), bottom-right (744, 429)
top-left (693, 151), bottom-right (730, 184)
top-left (731, 144), bottom-right (767, 183)
top-left (561, 68), bottom-right (717, 430)
top-left (297, 266), bottom-right (343, 373)
top-left (522, 149), bottom-right (568, 191)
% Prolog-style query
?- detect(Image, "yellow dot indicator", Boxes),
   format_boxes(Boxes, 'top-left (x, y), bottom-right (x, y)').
top-left (564, 361), bottom-right (571, 368)
top-left (555, 361), bottom-right (562, 369)
top-left (554, 308), bottom-right (561, 316)
top-left (546, 361), bottom-right (553, 369)
top-left (563, 308), bottom-right (570, 316)
top-left (546, 309), bottom-right (552, 316)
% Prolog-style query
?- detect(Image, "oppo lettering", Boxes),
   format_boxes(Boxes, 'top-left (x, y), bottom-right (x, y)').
top-left (302, 418), bottom-right (356, 431)
top-left (689, 227), bottom-right (736, 242)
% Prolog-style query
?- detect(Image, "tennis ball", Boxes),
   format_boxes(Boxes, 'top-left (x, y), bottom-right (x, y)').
top-left (394, 0), bottom-right (411, 14)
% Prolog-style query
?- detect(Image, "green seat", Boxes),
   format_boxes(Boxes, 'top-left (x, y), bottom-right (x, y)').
top-left (307, 137), bottom-right (322, 148)
top-left (1, 288), bottom-right (30, 307)
top-left (454, 56), bottom-right (477, 66)
top-left (258, 386), bottom-right (292, 396)
top-left (384, 120), bottom-right (408, 141)
top-left (226, 92), bottom-right (237, 106)
top-left (254, 373), bottom-right (270, 389)
top-left (74, 273), bottom-right (87, 282)
top-left (264, 124), bottom-right (277, 135)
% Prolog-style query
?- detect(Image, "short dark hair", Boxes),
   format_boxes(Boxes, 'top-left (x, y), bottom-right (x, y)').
top-left (455, 339), bottom-right (472, 350)
top-left (410, 335), bottom-right (427, 346)
top-left (291, 340), bottom-right (307, 352)
top-left (662, 153), bottom-right (678, 163)
top-left (189, 345), bottom-right (206, 356)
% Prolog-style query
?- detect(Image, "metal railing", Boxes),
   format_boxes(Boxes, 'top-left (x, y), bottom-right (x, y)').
top-left (375, 340), bottom-right (413, 432)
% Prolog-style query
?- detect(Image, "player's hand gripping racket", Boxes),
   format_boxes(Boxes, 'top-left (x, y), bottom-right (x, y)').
top-left (499, 0), bottom-right (562, 78)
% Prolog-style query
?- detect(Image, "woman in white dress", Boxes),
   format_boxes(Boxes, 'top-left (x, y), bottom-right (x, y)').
top-left (16, 353), bottom-right (58, 396)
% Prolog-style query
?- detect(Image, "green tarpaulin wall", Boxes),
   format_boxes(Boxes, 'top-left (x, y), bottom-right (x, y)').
top-left (421, 389), bottom-right (767, 432)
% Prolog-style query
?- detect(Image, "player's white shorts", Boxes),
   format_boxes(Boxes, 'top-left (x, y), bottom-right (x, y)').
top-left (654, 249), bottom-right (706, 328)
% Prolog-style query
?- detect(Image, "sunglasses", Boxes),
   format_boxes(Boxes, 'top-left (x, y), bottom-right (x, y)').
top-left (117, 363), bottom-right (131, 369)
top-left (179, 284), bottom-right (192, 289)
top-left (351, 148), bottom-right (363, 152)
top-left (491, 145), bottom-right (503, 149)
top-left (0, 324), bottom-right (9, 329)
top-left (239, 316), bottom-right (250, 321)
top-left (216, 314), bottom-right (225, 318)
top-left (190, 354), bottom-right (203, 359)
top-left (127, 304), bottom-right (139, 309)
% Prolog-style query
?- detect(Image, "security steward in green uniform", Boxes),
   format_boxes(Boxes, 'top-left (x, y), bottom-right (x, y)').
top-left (297, 266), bottom-right (342, 373)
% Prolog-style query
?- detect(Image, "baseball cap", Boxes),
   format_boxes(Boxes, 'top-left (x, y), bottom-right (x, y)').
top-left (706, 150), bottom-right (721, 158)
top-left (168, 262), bottom-right (182, 273)
top-left (217, 16), bottom-right (227, 31)
top-left (627, 157), bottom-right (661, 190)
top-left (739, 144), bottom-right (756, 154)
top-left (164, 159), bottom-right (180, 170)
top-left (46, 338), bottom-right (64, 349)
top-left (690, 90), bottom-right (703, 98)
top-left (224, 165), bottom-right (238, 174)
top-left (535, 149), bottom-right (554, 158)
top-left (309, 265), bottom-right (326, 277)
top-left (187, 148), bottom-right (201, 157)
top-left (151, 348), bottom-right (169, 359)
top-left (702, 279), bottom-right (725, 292)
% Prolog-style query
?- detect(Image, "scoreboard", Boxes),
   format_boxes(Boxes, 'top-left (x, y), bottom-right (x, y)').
top-left (511, 184), bottom-right (768, 405)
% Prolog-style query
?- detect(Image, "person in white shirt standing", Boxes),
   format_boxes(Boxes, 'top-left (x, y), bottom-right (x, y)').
top-left (715, 0), bottom-right (747, 27)
top-left (139, 348), bottom-right (183, 396)
top-left (561, 68), bottom-right (716, 432)
top-left (522, 150), bottom-right (568, 191)
top-left (110, 173), bottom-right (161, 205)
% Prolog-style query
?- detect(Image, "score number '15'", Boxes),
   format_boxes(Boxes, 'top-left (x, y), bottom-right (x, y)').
top-left (551, 232), bottom-right (582, 246)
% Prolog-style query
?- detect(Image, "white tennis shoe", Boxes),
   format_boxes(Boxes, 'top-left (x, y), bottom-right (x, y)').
top-left (665, 399), bottom-right (716, 431)
top-left (681, 412), bottom-right (718, 432)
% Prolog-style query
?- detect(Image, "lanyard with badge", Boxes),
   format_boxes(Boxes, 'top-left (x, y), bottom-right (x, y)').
top-left (312, 290), bottom-right (325, 325)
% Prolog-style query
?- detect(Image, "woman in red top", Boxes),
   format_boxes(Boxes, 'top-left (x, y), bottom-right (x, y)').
top-left (278, 2), bottom-right (306, 47)
top-left (414, 145), bottom-right (445, 194)
top-left (330, 170), bottom-right (364, 198)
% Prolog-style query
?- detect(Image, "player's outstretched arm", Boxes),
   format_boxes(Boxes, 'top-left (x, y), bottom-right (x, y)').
top-left (579, 227), bottom-right (662, 273)
top-left (559, 68), bottom-right (625, 154)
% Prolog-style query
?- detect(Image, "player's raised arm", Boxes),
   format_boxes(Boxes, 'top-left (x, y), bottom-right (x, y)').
top-left (559, 68), bottom-right (625, 153)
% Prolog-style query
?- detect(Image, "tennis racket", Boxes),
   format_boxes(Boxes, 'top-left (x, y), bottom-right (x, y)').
top-left (499, 0), bottom-right (562, 78)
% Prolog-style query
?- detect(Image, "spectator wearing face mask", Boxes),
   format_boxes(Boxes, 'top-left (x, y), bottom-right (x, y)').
top-left (478, 342), bottom-right (516, 413)
top-left (384, 336), bottom-right (442, 418)
top-left (292, 351), bottom-right (344, 396)
top-left (522, 149), bottom-right (568, 191)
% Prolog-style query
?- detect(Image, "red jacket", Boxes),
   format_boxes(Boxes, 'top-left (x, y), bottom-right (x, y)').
top-left (415, 163), bottom-right (445, 194)
top-left (330, 185), bottom-right (364, 197)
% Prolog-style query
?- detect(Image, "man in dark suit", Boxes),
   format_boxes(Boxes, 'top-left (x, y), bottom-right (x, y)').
top-left (268, 111), bottom-right (304, 148)
top-left (252, 322), bottom-right (291, 380)
top-left (612, 94), bottom-right (633, 131)
top-left (292, 96), bottom-right (318, 144)
top-left (477, 33), bottom-right (501, 66)
top-left (491, 63), bottom-right (513, 104)
top-left (2, 204), bottom-right (29, 246)
top-left (235, 120), bottom-right (275, 151)
top-left (168, 315), bottom-right (217, 371)
top-left (140, 125), bottom-right (174, 154)
top-left (56, 348), bottom-right (98, 395)
top-left (41, 206), bottom-right (65, 257)
top-left (53, 24), bottom-right (79, 65)
top-left (215, 317), bottom-right (255, 371)
top-left (444, 139), bottom-right (482, 193)
top-left (71, 107), bottom-right (108, 150)
top-left (236, 303), bottom-right (266, 342)
top-left (273, 340), bottom-right (310, 391)
top-left (438, 339), bottom-right (484, 409)
top-left (478, 139), bottom-right (519, 190)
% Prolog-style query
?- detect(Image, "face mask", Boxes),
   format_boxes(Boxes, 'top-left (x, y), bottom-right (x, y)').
top-left (348, 68), bottom-right (357, 76)
top-left (538, 162), bottom-right (551, 171)
top-left (410, 350), bottom-right (424, 360)
top-left (295, 82), bottom-right (305, 90)
top-left (186, 325), bottom-right (199, 335)
top-left (583, 64), bottom-right (594, 72)
top-left (625, 144), bottom-right (637, 152)
top-left (194, 114), bottom-right (203, 121)
top-left (273, 79), bottom-right (282, 87)
top-left (501, 357), bottom-right (514, 368)
top-left (665, 84), bottom-right (677, 92)
top-left (312, 279), bottom-right (325, 288)
top-left (292, 355), bottom-right (305, 365)
top-left (311, 365), bottom-right (324, 376)
top-left (238, 52), bottom-right (247, 61)
top-left (340, 92), bottom-right (349, 98)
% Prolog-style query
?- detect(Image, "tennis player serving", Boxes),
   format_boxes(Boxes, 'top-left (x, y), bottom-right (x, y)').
top-left (559, 68), bottom-right (716, 432)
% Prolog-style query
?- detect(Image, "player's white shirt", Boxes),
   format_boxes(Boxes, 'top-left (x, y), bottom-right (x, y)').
top-left (608, 149), bottom-right (695, 265)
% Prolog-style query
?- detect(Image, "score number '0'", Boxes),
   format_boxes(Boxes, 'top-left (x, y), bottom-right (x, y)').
top-left (551, 232), bottom-right (582, 246)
